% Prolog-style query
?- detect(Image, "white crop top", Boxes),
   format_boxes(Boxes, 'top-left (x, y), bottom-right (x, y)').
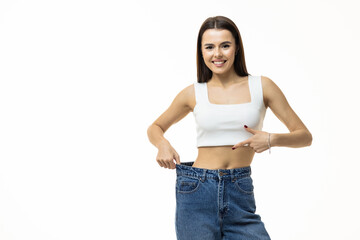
top-left (193, 75), bottom-right (267, 147)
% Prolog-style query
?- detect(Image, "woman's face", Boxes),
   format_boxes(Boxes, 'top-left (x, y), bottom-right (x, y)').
top-left (201, 29), bottom-right (237, 76)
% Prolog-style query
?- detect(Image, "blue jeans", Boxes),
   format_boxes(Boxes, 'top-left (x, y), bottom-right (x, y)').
top-left (175, 162), bottom-right (271, 240)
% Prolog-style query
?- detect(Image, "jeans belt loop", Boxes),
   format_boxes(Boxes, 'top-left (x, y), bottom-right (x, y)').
top-left (200, 169), bottom-right (206, 182)
top-left (230, 169), bottom-right (237, 182)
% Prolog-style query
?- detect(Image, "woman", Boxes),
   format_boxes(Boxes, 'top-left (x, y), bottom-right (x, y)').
top-left (147, 16), bottom-right (312, 240)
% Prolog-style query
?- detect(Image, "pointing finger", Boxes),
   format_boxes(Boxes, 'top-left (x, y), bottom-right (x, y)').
top-left (232, 139), bottom-right (251, 150)
top-left (244, 125), bottom-right (257, 134)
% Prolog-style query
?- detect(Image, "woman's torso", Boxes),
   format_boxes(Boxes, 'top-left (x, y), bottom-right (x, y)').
top-left (194, 146), bottom-right (255, 169)
top-left (188, 76), bottom-right (267, 170)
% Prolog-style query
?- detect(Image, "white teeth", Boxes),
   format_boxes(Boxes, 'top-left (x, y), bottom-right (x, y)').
top-left (214, 61), bottom-right (224, 64)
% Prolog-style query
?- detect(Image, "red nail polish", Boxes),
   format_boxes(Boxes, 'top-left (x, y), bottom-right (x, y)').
top-left (232, 147), bottom-right (235, 150)
top-left (244, 125), bottom-right (248, 128)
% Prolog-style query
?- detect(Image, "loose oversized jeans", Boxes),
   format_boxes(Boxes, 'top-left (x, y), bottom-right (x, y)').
top-left (175, 162), bottom-right (271, 240)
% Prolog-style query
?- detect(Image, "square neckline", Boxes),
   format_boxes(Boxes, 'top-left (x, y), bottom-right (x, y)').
top-left (205, 76), bottom-right (253, 106)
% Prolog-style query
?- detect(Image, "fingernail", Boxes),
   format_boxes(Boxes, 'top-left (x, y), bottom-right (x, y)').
top-left (244, 125), bottom-right (248, 128)
top-left (232, 147), bottom-right (235, 150)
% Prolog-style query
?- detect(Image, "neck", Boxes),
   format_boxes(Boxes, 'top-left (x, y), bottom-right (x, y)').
top-left (209, 69), bottom-right (243, 87)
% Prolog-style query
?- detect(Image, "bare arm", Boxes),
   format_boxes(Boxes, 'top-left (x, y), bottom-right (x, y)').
top-left (147, 124), bottom-right (171, 149)
top-left (262, 76), bottom-right (313, 148)
top-left (147, 84), bottom-right (194, 168)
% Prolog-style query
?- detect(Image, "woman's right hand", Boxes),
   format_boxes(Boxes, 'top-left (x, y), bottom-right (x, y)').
top-left (156, 141), bottom-right (180, 169)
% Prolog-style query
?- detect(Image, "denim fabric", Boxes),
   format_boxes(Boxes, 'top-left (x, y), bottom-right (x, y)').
top-left (175, 162), bottom-right (271, 240)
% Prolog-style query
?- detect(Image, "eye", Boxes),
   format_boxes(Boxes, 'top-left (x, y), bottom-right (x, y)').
top-left (223, 44), bottom-right (230, 48)
top-left (205, 46), bottom-right (213, 50)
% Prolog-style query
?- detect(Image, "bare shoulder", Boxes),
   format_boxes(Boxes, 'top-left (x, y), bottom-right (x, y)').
top-left (260, 75), bottom-right (309, 132)
top-left (151, 83), bottom-right (196, 133)
top-left (261, 75), bottom-right (278, 90)
top-left (181, 82), bottom-right (195, 97)
top-left (260, 75), bottom-right (284, 109)
top-left (177, 83), bottom-right (196, 112)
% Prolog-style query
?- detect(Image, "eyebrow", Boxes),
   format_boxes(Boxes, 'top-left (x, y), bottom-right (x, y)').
top-left (204, 41), bottom-right (232, 46)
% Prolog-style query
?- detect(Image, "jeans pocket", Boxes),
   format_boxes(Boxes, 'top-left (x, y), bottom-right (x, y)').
top-left (176, 175), bottom-right (201, 194)
top-left (234, 176), bottom-right (254, 195)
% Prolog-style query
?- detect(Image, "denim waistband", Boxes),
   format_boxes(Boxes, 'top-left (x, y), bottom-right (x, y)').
top-left (176, 161), bottom-right (251, 181)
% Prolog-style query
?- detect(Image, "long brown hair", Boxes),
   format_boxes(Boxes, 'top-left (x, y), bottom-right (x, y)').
top-left (196, 16), bottom-right (250, 83)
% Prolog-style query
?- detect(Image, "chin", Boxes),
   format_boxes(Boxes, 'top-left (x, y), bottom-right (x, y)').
top-left (212, 69), bottom-right (229, 75)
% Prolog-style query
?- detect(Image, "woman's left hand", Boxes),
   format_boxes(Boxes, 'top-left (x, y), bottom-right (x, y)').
top-left (232, 126), bottom-right (270, 153)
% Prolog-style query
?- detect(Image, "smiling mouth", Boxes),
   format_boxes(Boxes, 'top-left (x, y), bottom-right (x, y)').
top-left (212, 60), bottom-right (227, 66)
top-left (212, 60), bottom-right (227, 64)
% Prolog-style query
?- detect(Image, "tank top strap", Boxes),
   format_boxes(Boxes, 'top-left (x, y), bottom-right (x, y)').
top-left (249, 75), bottom-right (264, 107)
top-left (193, 81), bottom-right (207, 104)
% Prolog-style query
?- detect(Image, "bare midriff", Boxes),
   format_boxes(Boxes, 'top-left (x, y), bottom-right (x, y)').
top-left (193, 146), bottom-right (255, 170)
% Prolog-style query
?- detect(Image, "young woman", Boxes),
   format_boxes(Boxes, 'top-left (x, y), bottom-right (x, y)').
top-left (147, 16), bottom-right (312, 240)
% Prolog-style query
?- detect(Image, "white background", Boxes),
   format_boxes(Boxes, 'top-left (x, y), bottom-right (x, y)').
top-left (1, 0), bottom-right (359, 239)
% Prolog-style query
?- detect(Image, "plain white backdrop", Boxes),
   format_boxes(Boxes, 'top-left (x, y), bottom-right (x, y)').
top-left (1, 0), bottom-right (359, 239)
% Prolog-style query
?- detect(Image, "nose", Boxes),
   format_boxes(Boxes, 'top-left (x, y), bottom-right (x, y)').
top-left (214, 47), bottom-right (222, 58)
